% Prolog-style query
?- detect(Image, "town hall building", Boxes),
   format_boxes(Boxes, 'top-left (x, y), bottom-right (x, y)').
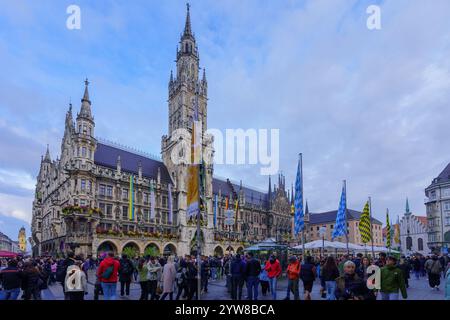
top-left (30, 5), bottom-right (293, 258)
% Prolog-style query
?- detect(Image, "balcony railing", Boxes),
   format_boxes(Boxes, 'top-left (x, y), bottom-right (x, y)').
top-left (424, 197), bottom-right (437, 204)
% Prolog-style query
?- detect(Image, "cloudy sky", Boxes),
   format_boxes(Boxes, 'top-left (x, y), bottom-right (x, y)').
top-left (0, 0), bottom-right (449, 242)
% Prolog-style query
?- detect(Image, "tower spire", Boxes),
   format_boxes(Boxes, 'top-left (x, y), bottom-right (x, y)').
top-left (82, 78), bottom-right (90, 104)
top-left (405, 197), bottom-right (410, 214)
top-left (78, 78), bottom-right (93, 120)
top-left (44, 144), bottom-right (51, 162)
top-left (184, 3), bottom-right (192, 36)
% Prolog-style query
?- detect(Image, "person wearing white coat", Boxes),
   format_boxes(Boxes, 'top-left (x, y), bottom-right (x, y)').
top-left (64, 262), bottom-right (87, 300)
top-left (160, 256), bottom-right (177, 300)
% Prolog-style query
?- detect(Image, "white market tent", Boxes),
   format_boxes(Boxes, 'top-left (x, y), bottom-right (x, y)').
top-left (292, 240), bottom-right (348, 250)
top-left (244, 238), bottom-right (288, 251)
top-left (292, 240), bottom-right (400, 254)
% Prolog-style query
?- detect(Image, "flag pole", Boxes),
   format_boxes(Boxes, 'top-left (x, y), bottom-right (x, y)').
top-left (194, 84), bottom-right (202, 300)
top-left (300, 153), bottom-right (305, 256)
top-left (344, 180), bottom-right (349, 255)
top-left (368, 196), bottom-right (375, 258)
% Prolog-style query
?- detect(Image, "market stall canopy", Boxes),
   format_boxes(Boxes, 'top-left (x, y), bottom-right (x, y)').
top-left (0, 250), bottom-right (18, 258)
top-left (244, 238), bottom-right (288, 251)
top-left (292, 240), bottom-right (349, 250)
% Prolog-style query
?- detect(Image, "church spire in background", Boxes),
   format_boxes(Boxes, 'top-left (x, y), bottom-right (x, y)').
top-left (78, 78), bottom-right (93, 120)
top-left (44, 144), bottom-right (51, 163)
top-left (183, 3), bottom-right (192, 37)
top-left (405, 197), bottom-right (411, 215)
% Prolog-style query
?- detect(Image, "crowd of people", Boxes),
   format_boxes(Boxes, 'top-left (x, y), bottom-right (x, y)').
top-left (1, 251), bottom-right (449, 300)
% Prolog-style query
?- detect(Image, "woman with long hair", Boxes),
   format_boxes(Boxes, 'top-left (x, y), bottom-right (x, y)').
top-left (357, 256), bottom-right (371, 280)
top-left (321, 256), bottom-right (340, 300)
top-left (22, 262), bottom-right (44, 300)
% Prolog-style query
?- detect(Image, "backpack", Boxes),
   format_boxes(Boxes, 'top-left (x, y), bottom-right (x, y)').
top-left (430, 260), bottom-right (442, 275)
top-left (120, 260), bottom-right (132, 275)
top-left (102, 265), bottom-right (114, 279)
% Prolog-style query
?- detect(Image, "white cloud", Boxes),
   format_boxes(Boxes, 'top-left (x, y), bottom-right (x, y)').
top-left (0, 169), bottom-right (35, 191)
top-left (0, 193), bottom-right (33, 223)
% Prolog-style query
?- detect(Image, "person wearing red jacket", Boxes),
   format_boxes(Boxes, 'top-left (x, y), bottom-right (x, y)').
top-left (264, 255), bottom-right (281, 300)
top-left (96, 252), bottom-right (120, 300)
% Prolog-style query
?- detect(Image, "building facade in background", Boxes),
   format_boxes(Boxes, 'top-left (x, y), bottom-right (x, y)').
top-left (18, 226), bottom-right (27, 252)
top-left (425, 162), bottom-right (450, 253)
top-left (307, 209), bottom-right (383, 247)
top-left (399, 199), bottom-right (428, 256)
top-left (0, 231), bottom-right (20, 253)
top-left (30, 6), bottom-right (292, 258)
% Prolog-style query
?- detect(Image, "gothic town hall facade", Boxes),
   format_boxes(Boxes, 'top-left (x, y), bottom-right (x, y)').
top-left (30, 7), bottom-right (293, 258)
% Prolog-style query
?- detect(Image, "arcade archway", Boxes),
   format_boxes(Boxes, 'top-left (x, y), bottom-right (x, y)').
top-left (144, 243), bottom-right (160, 257)
top-left (122, 241), bottom-right (140, 257)
top-left (163, 243), bottom-right (177, 256)
top-left (97, 241), bottom-right (118, 256)
top-left (214, 246), bottom-right (224, 257)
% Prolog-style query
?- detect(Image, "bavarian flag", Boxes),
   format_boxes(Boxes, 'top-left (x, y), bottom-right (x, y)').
top-left (386, 209), bottom-right (391, 248)
top-left (394, 216), bottom-right (400, 245)
top-left (359, 201), bottom-right (372, 243)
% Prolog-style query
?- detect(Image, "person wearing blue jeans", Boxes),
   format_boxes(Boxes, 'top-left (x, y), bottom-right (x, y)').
top-left (320, 256), bottom-right (340, 301)
top-left (246, 276), bottom-right (259, 300)
top-left (101, 282), bottom-right (117, 300)
top-left (0, 259), bottom-right (23, 300)
top-left (265, 255), bottom-right (281, 300)
top-left (325, 281), bottom-right (337, 300)
top-left (380, 292), bottom-right (399, 300)
top-left (0, 287), bottom-right (21, 300)
top-left (244, 253), bottom-right (261, 300)
top-left (269, 277), bottom-right (277, 299)
top-left (96, 251), bottom-right (120, 301)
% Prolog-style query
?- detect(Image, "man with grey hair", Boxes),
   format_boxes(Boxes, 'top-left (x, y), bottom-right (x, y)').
top-left (335, 260), bottom-right (374, 300)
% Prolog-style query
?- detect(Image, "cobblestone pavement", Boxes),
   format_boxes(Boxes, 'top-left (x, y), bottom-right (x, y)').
top-left (41, 270), bottom-right (445, 300)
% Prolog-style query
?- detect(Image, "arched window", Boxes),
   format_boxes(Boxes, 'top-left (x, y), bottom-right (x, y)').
top-left (418, 238), bottom-right (424, 251)
top-left (406, 236), bottom-right (413, 250)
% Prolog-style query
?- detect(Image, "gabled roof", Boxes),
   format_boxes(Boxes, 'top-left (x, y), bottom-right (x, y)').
top-left (428, 162), bottom-right (450, 188)
top-left (309, 209), bottom-right (382, 225)
top-left (94, 143), bottom-right (172, 183)
top-left (95, 142), bottom-right (268, 209)
top-left (230, 182), bottom-right (269, 208)
top-left (416, 216), bottom-right (427, 226)
top-left (211, 178), bottom-right (270, 209)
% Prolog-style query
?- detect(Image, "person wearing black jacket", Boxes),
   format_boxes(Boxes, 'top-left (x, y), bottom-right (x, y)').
top-left (200, 256), bottom-right (210, 293)
top-left (0, 259), bottom-right (23, 300)
top-left (398, 258), bottom-right (411, 288)
top-left (411, 256), bottom-right (421, 280)
top-left (230, 254), bottom-right (246, 300)
top-left (22, 262), bottom-right (45, 300)
top-left (56, 252), bottom-right (76, 300)
top-left (244, 252), bottom-right (261, 300)
top-left (119, 254), bottom-right (135, 296)
top-left (185, 257), bottom-right (198, 300)
top-left (321, 256), bottom-right (340, 300)
top-left (300, 256), bottom-right (316, 300)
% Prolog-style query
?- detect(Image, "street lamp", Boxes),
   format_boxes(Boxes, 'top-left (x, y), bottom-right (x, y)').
top-left (319, 226), bottom-right (327, 258)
